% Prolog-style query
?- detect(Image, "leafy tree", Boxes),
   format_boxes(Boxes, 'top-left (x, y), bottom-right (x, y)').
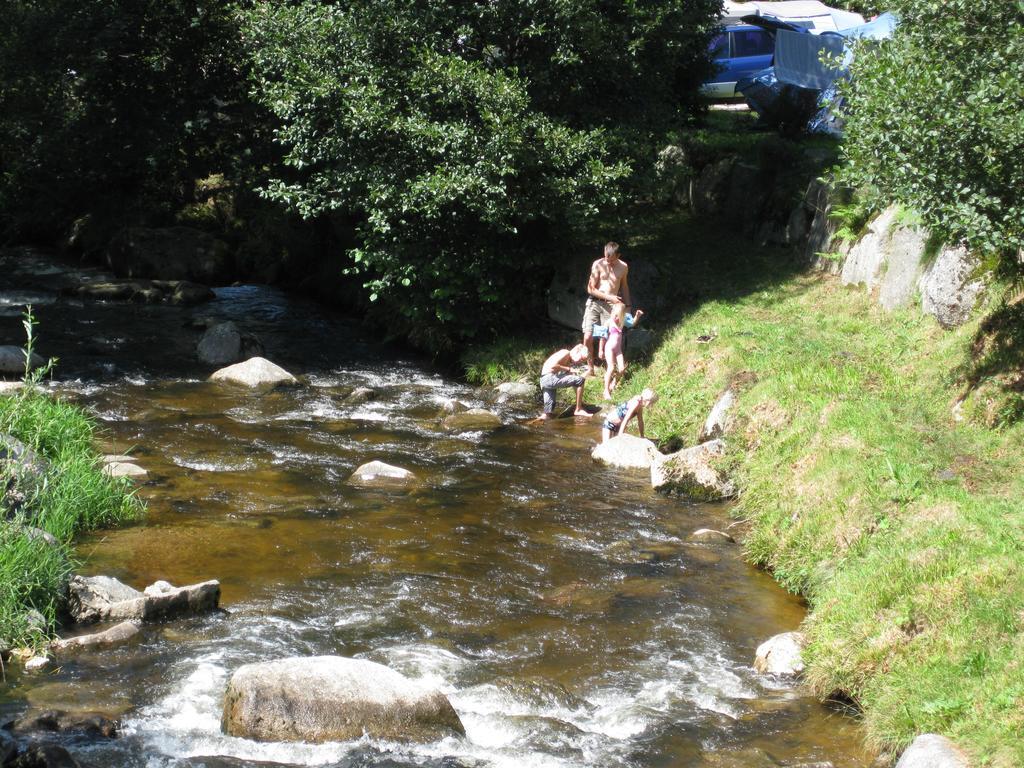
top-left (840, 0), bottom-right (1024, 263)
top-left (0, 0), bottom-right (248, 241)
top-left (243, 0), bottom-right (719, 350)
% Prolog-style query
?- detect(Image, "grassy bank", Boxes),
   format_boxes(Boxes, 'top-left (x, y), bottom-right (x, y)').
top-left (0, 382), bottom-right (143, 649)
top-left (463, 216), bottom-right (1024, 764)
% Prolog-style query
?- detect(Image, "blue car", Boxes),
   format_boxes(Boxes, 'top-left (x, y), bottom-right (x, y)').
top-left (701, 24), bottom-right (776, 99)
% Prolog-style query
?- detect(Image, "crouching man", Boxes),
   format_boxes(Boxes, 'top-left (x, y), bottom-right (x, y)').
top-left (538, 343), bottom-right (591, 419)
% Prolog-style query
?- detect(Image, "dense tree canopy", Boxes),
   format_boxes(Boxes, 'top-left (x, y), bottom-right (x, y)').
top-left (243, 0), bottom-right (720, 348)
top-left (841, 0), bottom-right (1024, 263)
top-left (0, 0), bottom-right (247, 240)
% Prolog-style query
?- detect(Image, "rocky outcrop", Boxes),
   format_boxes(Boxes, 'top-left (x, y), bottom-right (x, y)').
top-left (348, 461), bottom-right (417, 488)
top-left (197, 321), bottom-right (263, 366)
top-left (442, 408), bottom-right (502, 431)
top-left (105, 226), bottom-right (232, 285)
top-left (0, 346), bottom-right (44, 374)
top-left (591, 434), bottom-right (661, 470)
top-left (221, 656), bottom-right (465, 743)
top-left (919, 244), bottom-right (985, 329)
top-left (66, 575), bottom-right (220, 626)
top-left (209, 357), bottom-right (297, 388)
top-left (753, 631), bottom-right (806, 677)
top-left (52, 621), bottom-right (140, 652)
top-left (894, 734), bottom-right (970, 768)
top-left (650, 439), bottom-right (735, 500)
top-left (699, 389), bottom-right (736, 442)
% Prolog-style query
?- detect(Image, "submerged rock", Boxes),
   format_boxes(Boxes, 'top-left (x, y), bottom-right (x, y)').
top-left (753, 631), bottom-right (805, 677)
top-left (895, 734), bottom-right (970, 768)
top-left (348, 461), bottom-right (417, 488)
top-left (197, 322), bottom-right (242, 366)
top-left (221, 656), bottom-right (465, 743)
top-left (591, 434), bottom-right (661, 470)
top-left (493, 382), bottom-right (536, 404)
top-left (209, 357), bottom-right (297, 388)
top-left (442, 408), bottom-right (502, 431)
top-left (345, 386), bottom-right (376, 405)
top-left (66, 575), bottom-right (220, 626)
top-left (651, 439), bottom-right (735, 500)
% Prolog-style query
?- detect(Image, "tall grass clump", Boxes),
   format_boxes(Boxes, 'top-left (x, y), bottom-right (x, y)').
top-left (1, 309), bottom-right (143, 649)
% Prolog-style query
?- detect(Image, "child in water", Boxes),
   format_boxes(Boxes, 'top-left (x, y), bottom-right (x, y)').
top-left (602, 387), bottom-right (658, 442)
top-left (602, 305), bottom-right (644, 400)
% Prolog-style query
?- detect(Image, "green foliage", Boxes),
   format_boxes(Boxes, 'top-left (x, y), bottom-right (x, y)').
top-left (242, 0), bottom-right (720, 351)
top-left (840, 0), bottom-right (1024, 264)
top-left (0, 311), bottom-right (142, 648)
top-left (0, 0), bottom-right (250, 241)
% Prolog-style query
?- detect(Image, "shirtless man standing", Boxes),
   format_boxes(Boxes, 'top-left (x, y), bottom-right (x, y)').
top-left (582, 242), bottom-right (631, 376)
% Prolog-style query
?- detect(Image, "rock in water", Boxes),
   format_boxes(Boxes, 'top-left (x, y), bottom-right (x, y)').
top-left (650, 439), bottom-right (735, 500)
top-left (221, 656), bottom-right (465, 743)
top-left (197, 321), bottom-right (242, 366)
top-left (442, 408), bottom-right (501, 431)
top-left (348, 461), bottom-right (417, 488)
top-left (753, 631), bottom-right (805, 677)
top-left (591, 434), bottom-right (661, 470)
top-left (209, 357), bottom-right (297, 388)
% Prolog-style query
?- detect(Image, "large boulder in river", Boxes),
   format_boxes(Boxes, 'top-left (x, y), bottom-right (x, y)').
top-left (66, 575), bottom-right (220, 625)
top-left (221, 656), bottom-right (465, 743)
top-left (348, 461), bottom-right (417, 488)
top-left (106, 226), bottom-right (232, 284)
top-left (0, 345), bottom-right (44, 374)
top-left (651, 439), bottom-right (735, 501)
top-left (442, 408), bottom-right (502, 431)
top-left (591, 434), bottom-right (661, 470)
top-left (753, 631), bottom-right (806, 677)
top-left (895, 734), bottom-right (970, 768)
top-left (209, 357), bottom-right (297, 388)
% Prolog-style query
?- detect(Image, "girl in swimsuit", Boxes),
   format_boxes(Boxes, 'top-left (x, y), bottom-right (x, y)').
top-left (602, 304), bottom-right (644, 400)
top-left (602, 388), bottom-right (658, 442)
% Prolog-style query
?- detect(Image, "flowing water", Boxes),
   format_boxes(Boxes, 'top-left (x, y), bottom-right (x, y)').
top-left (0, 249), bottom-right (869, 767)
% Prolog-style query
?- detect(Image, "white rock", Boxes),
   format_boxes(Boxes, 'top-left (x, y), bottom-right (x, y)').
top-left (348, 461), bottom-right (417, 487)
top-left (102, 461), bottom-right (148, 479)
top-left (221, 656), bottom-right (465, 743)
top-left (754, 631), bottom-right (806, 677)
top-left (919, 244), bottom-right (986, 328)
top-left (895, 734), bottom-right (970, 768)
top-left (699, 389), bottom-right (736, 442)
top-left (209, 357), bottom-right (297, 388)
top-left (689, 528), bottom-right (735, 543)
top-left (24, 655), bottom-right (50, 672)
top-left (0, 381), bottom-right (25, 395)
top-left (591, 434), bottom-right (662, 470)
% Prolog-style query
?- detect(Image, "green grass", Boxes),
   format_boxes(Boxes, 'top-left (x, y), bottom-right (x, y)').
top-left (463, 208), bottom-right (1024, 764)
top-left (632, 275), bottom-right (1024, 765)
top-left (1, 384), bottom-right (143, 649)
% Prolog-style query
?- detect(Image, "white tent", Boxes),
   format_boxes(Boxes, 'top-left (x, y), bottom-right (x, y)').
top-left (721, 1), bottom-right (864, 32)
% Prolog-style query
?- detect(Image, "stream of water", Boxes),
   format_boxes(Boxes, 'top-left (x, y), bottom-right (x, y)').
top-left (0, 249), bottom-right (868, 767)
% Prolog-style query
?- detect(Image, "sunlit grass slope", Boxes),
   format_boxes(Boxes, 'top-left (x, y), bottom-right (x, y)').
top-left (628, 274), bottom-right (1024, 765)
